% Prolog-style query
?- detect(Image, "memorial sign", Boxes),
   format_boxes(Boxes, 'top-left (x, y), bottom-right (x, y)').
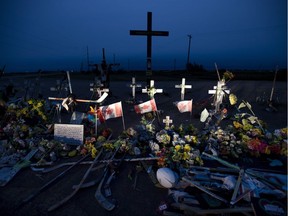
top-left (54, 124), bottom-right (84, 145)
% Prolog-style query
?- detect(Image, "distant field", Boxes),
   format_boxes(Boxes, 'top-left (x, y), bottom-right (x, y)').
top-left (2, 68), bottom-right (287, 82)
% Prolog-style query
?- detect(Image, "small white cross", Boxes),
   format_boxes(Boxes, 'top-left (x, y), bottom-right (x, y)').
top-left (163, 116), bottom-right (173, 129)
top-left (208, 80), bottom-right (230, 112)
top-left (90, 79), bottom-right (109, 97)
top-left (142, 80), bottom-right (163, 98)
top-left (129, 77), bottom-right (142, 100)
top-left (175, 78), bottom-right (192, 100)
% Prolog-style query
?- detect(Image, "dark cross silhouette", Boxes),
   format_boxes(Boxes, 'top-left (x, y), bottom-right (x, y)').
top-left (130, 11), bottom-right (169, 86)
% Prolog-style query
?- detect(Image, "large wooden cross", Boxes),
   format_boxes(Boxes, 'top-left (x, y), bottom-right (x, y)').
top-left (130, 12), bottom-right (169, 86)
top-left (175, 78), bottom-right (192, 101)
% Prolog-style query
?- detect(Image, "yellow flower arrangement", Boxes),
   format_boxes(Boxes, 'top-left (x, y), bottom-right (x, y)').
top-left (102, 142), bottom-right (114, 150)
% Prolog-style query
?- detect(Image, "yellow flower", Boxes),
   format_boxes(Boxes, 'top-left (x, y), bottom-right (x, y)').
top-left (183, 152), bottom-right (190, 160)
top-left (103, 143), bottom-right (114, 150)
top-left (184, 144), bottom-right (191, 152)
top-left (192, 136), bottom-right (198, 144)
top-left (91, 146), bottom-right (97, 158)
top-left (175, 145), bottom-right (181, 151)
top-left (233, 121), bottom-right (243, 129)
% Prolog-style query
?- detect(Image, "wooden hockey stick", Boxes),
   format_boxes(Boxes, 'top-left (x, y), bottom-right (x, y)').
top-left (182, 177), bottom-right (228, 204)
top-left (30, 156), bottom-right (160, 173)
top-left (20, 154), bottom-right (89, 206)
top-left (48, 148), bottom-right (104, 212)
top-left (95, 146), bottom-right (120, 211)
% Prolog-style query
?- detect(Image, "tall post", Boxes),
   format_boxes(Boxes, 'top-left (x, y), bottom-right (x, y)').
top-left (130, 12), bottom-right (169, 87)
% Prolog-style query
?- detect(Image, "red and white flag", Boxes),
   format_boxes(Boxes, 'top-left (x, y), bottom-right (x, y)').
top-left (134, 98), bottom-right (157, 114)
top-left (175, 100), bottom-right (193, 113)
top-left (99, 101), bottom-right (123, 120)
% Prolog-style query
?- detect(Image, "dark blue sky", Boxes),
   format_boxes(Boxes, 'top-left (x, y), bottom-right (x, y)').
top-left (0, 0), bottom-right (287, 72)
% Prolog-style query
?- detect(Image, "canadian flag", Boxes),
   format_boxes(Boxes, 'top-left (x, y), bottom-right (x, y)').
top-left (99, 101), bottom-right (123, 120)
top-left (134, 98), bottom-right (157, 114)
top-left (175, 100), bottom-right (193, 113)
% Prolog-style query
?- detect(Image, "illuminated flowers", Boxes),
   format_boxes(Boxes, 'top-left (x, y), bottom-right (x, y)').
top-left (170, 143), bottom-right (203, 166)
top-left (156, 130), bottom-right (171, 145)
top-left (81, 138), bottom-right (98, 158)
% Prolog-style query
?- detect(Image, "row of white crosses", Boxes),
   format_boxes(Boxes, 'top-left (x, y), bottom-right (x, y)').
top-left (128, 78), bottom-right (192, 129)
top-left (128, 77), bottom-right (193, 101)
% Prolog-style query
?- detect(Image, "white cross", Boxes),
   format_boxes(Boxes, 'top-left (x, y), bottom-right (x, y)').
top-left (163, 116), bottom-right (173, 129)
top-left (175, 78), bottom-right (192, 100)
top-left (129, 77), bottom-right (142, 100)
top-left (90, 79), bottom-right (109, 97)
top-left (142, 80), bottom-right (163, 98)
top-left (208, 80), bottom-right (230, 112)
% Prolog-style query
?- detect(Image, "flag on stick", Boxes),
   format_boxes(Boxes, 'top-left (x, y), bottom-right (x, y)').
top-left (88, 106), bottom-right (105, 123)
top-left (174, 100), bottom-right (193, 113)
top-left (99, 102), bottom-right (123, 120)
top-left (134, 98), bottom-right (157, 114)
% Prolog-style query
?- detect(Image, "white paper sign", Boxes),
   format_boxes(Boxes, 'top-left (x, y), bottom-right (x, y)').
top-left (54, 124), bottom-right (84, 145)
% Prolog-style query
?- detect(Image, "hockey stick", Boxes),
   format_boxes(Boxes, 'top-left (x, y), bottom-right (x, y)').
top-left (95, 146), bottom-right (120, 211)
top-left (182, 177), bottom-right (228, 204)
top-left (19, 154), bottom-right (89, 206)
top-left (230, 169), bottom-right (244, 205)
top-left (201, 152), bottom-right (240, 171)
top-left (30, 156), bottom-right (160, 173)
top-left (48, 147), bottom-right (104, 212)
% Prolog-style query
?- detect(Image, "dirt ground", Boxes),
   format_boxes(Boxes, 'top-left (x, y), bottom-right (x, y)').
top-left (0, 72), bottom-right (287, 216)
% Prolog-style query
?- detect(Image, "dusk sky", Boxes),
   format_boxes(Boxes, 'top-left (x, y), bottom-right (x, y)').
top-left (0, 0), bottom-right (287, 72)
